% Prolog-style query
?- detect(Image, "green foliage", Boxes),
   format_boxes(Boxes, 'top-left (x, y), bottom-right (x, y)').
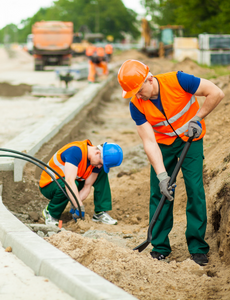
top-left (0, 0), bottom-right (140, 43)
top-left (143, 0), bottom-right (178, 26)
top-left (142, 0), bottom-right (230, 36)
top-left (173, 0), bottom-right (230, 35)
top-left (197, 64), bottom-right (230, 79)
top-left (0, 24), bottom-right (19, 44)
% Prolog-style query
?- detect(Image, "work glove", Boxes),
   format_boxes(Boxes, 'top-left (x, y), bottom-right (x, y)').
top-left (184, 116), bottom-right (202, 139)
top-left (69, 205), bottom-right (85, 221)
top-left (157, 172), bottom-right (176, 201)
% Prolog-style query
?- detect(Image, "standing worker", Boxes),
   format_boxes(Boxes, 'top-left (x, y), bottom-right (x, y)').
top-left (117, 59), bottom-right (224, 266)
top-left (86, 46), bottom-right (109, 83)
top-left (105, 43), bottom-right (113, 62)
top-left (39, 140), bottom-right (123, 226)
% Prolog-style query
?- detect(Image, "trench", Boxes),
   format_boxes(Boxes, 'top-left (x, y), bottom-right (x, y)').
top-left (1, 77), bottom-right (124, 216)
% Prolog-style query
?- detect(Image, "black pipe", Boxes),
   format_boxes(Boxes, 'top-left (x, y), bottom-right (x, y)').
top-left (0, 148), bottom-right (82, 219)
top-left (0, 148), bottom-right (81, 215)
top-left (0, 154), bottom-right (69, 203)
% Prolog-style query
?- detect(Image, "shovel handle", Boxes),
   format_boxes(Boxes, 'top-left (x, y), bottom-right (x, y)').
top-left (146, 133), bottom-right (195, 241)
top-left (134, 130), bottom-right (197, 252)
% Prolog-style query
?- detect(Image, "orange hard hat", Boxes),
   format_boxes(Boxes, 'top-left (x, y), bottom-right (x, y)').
top-left (86, 45), bottom-right (96, 56)
top-left (96, 47), bottom-right (105, 57)
top-left (117, 60), bottom-right (149, 98)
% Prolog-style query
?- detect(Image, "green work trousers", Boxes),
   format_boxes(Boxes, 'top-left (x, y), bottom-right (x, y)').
top-left (150, 137), bottom-right (209, 256)
top-left (40, 169), bottom-right (112, 219)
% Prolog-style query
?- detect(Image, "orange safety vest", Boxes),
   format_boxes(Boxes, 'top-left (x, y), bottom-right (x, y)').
top-left (39, 140), bottom-right (94, 188)
top-left (131, 72), bottom-right (206, 145)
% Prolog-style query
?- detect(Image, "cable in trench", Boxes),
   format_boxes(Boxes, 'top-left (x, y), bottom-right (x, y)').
top-left (0, 148), bottom-right (83, 219)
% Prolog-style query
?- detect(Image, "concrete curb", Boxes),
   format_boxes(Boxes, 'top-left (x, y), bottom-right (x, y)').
top-left (0, 72), bottom-right (114, 182)
top-left (0, 196), bottom-right (137, 300)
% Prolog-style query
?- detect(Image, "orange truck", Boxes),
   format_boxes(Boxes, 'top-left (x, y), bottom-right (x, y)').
top-left (32, 21), bottom-right (73, 71)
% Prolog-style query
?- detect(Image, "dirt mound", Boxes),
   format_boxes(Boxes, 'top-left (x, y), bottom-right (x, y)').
top-left (0, 47), bottom-right (33, 72)
top-left (46, 231), bottom-right (214, 300)
top-left (0, 82), bottom-right (31, 97)
top-left (112, 49), bottom-right (148, 63)
top-left (173, 57), bottom-right (215, 76)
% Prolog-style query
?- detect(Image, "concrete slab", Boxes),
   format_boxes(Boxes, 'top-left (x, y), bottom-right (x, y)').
top-left (55, 64), bottom-right (89, 81)
top-left (0, 195), bottom-right (138, 300)
top-left (32, 85), bottom-right (77, 96)
top-left (40, 258), bottom-right (136, 300)
top-left (0, 240), bottom-right (75, 300)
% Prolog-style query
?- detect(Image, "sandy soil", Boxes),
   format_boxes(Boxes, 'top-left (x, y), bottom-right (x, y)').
top-left (1, 47), bottom-right (230, 299)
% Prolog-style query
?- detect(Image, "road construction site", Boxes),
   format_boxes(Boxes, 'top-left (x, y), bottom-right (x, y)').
top-left (0, 47), bottom-right (230, 300)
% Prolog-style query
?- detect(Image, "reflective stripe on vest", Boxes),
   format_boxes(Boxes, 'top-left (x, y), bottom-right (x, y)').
top-left (153, 95), bottom-right (196, 127)
top-left (45, 153), bottom-right (66, 184)
top-left (131, 72), bottom-right (206, 145)
top-left (153, 95), bottom-right (197, 136)
top-left (39, 140), bottom-right (94, 188)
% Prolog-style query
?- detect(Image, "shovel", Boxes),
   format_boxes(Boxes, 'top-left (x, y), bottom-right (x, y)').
top-left (133, 131), bottom-right (196, 252)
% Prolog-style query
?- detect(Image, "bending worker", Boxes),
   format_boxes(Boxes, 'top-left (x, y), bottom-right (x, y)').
top-left (105, 43), bottom-right (113, 62)
top-left (86, 46), bottom-right (109, 83)
top-left (117, 60), bottom-right (224, 266)
top-left (39, 140), bottom-right (123, 226)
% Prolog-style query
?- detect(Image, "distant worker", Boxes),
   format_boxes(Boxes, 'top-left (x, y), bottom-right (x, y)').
top-left (85, 45), bottom-right (96, 57)
top-left (117, 59), bottom-right (224, 266)
top-left (39, 140), bottom-right (123, 226)
top-left (105, 43), bottom-right (113, 62)
top-left (86, 46), bottom-right (109, 83)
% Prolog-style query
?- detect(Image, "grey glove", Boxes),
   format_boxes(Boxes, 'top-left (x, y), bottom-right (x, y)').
top-left (184, 116), bottom-right (202, 138)
top-left (157, 172), bottom-right (176, 201)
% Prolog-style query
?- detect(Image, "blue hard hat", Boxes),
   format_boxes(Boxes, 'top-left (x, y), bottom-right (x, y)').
top-left (102, 142), bottom-right (123, 173)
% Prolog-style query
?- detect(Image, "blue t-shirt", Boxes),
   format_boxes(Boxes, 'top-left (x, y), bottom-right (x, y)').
top-left (130, 71), bottom-right (201, 126)
top-left (61, 146), bottom-right (101, 173)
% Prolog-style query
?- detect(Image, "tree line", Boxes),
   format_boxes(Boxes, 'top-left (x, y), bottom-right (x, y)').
top-left (0, 0), bottom-right (140, 44)
top-left (142, 0), bottom-right (230, 36)
top-left (1, 0), bottom-right (230, 44)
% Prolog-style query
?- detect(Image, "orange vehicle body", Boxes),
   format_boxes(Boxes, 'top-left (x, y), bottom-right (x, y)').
top-left (32, 21), bottom-right (73, 70)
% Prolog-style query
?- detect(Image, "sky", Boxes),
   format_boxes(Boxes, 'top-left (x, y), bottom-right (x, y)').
top-left (0, 0), bottom-right (146, 30)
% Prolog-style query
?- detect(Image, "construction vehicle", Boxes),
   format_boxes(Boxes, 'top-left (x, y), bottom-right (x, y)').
top-left (32, 21), bottom-right (73, 71)
top-left (141, 18), bottom-right (159, 56)
top-left (84, 33), bottom-right (104, 43)
top-left (71, 32), bottom-right (91, 56)
top-left (141, 19), bottom-right (184, 57)
top-left (71, 32), bottom-right (104, 56)
top-left (158, 25), bottom-right (184, 57)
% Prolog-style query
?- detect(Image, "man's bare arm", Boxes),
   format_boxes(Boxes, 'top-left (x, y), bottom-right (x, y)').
top-left (64, 162), bottom-right (83, 207)
top-left (79, 172), bottom-right (98, 201)
top-left (195, 78), bottom-right (224, 119)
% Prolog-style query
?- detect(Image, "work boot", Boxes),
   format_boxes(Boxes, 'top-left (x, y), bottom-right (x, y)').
top-left (150, 251), bottom-right (166, 260)
top-left (92, 211), bottom-right (117, 225)
top-left (191, 253), bottom-right (208, 266)
top-left (42, 206), bottom-right (59, 226)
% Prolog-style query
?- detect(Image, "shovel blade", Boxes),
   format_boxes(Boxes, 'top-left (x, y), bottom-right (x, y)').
top-left (133, 239), bottom-right (150, 252)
